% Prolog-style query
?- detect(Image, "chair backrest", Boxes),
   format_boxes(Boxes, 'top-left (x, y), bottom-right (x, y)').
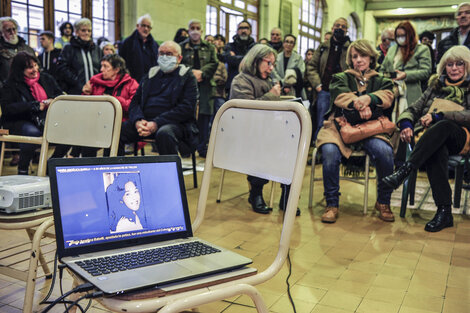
top-left (37, 95), bottom-right (122, 176)
top-left (194, 99), bottom-right (311, 286)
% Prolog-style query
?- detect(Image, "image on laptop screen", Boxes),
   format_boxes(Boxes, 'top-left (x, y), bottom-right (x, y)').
top-left (54, 160), bottom-right (189, 251)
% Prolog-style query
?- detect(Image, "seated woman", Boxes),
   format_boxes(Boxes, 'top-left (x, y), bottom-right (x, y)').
top-left (106, 173), bottom-right (148, 233)
top-left (0, 52), bottom-right (62, 174)
top-left (383, 45), bottom-right (470, 232)
top-left (317, 39), bottom-right (395, 223)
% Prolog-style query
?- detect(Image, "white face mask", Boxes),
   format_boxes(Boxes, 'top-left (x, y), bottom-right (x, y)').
top-left (396, 36), bottom-right (406, 46)
top-left (158, 55), bottom-right (178, 73)
top-left (189, 30), bottom-right (201, 42)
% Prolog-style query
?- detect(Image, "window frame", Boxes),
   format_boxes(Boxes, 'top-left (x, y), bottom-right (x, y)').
top-left (298, 0), bottom-right (324, 57)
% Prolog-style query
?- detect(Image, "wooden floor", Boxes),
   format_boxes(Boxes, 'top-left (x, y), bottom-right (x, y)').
top-left (0, 150), bottom-right (469, 313)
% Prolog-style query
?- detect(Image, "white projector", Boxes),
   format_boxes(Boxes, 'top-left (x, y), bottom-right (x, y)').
top-left (0, 176), bottom-right (51, 213)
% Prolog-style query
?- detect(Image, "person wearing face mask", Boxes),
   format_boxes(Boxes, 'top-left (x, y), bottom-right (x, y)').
top-left (221, 20), bottom-right (256, 97)
top-left (180, 19), bottom-right (218, 158)
top-left (380, 21), bottom-right (431, 109)
top-left (376, 28), bottom-right (395, 66)
top-left (118, 41), bottom-right (198, 158)
top-left (0, 17), bottom-right (35, 87)
top-left (306, 18), bottom-right (351, 142)
top-left (119, 14), bottom-right (159, 83)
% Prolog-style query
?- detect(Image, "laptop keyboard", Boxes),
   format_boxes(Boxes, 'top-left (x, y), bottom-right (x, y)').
top-left (75, 241), bottom-right (221, 277)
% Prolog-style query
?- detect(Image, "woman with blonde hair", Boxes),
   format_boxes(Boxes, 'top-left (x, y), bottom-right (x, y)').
top-left (316, 39), bottom-right (395, 223)
top-left (383, 45), bottom-right (470, 232)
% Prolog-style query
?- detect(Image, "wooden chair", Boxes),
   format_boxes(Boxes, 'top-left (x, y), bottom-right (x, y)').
top-left (84, 99), bottom-right (311, 312)
top-left (308, 147), bottom-right (373, 214)
top-left (0, 95), bottom-right (122, 313)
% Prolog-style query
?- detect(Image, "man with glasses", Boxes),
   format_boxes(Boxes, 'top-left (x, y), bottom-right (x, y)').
top-left (268, 27), bottom-right (283, 53)
top-left (0, 17), bottom-right (35, 87)
top-left (437, 2), bottom-right (470, 63)
top-left (221, 20), bottom-right (255, 97)
top-left (119, 14), bottom-right (159, 82)
top-left (272, 34), bottom-right (305, 98)
top-left (376, 28), bottom-right (395, 66)
top-left (118, 41), bottom-right (198, 157)
top-left (306, 17), bottom-right (351, 141)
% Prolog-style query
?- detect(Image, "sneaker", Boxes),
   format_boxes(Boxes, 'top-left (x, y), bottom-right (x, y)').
top-left (321, 206), bottom-right (338, 223)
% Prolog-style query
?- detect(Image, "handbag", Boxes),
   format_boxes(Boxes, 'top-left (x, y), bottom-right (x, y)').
top-left (428, 98), bottom-right (464, 114)
top-left (335, 115), bottom-right (396, 144)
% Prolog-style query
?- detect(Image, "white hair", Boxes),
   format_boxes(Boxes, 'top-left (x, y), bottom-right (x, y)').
top-left (188, 19), bottom-right (202, 29)
top-left (137, 14), bottom-right (153, 27)
top-left (160, 41), bottom-right (182, 56)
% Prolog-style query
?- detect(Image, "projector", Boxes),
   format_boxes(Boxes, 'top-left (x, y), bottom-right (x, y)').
top-left (0, 176), bottom-right (51, 214)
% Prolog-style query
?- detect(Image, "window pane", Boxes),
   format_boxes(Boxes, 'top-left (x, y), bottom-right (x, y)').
top-left (234, 0), bottom-right (244, 9)
top-left (30, 0), bottom-right (43, 6)
top-left (221, 0), bottom-right (231, 4)
top-left (29, 5), bottom-right (44, 30)
top-left (247, 4), bottom-right (257, 13)
top-left (93, 20), bottom-right (103, 40)
top-left (248, 18), bottom-right (257, 40)
top-left (11, 3), bottom-right (27, 33)
top-left (54, 0), bottom-right (67, 11)
top-left (93, 0), bottom-right (104, 19)
top-left (70, 0), bottom-right (81, 14)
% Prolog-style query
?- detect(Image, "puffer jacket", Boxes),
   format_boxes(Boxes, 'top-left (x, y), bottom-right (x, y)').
top-left (0, 36), bottom-right (35, 85)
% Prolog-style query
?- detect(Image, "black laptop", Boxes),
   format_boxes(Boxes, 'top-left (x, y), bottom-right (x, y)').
top-left (48, 155), bottom-right (252, 294)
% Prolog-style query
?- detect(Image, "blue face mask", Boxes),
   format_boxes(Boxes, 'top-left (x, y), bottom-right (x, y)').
top-left (158, 55), bottom-right (178, 73)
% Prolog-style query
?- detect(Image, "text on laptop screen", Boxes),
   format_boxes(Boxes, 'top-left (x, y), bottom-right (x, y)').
top-left (54, 162), bottom-right (187, 250)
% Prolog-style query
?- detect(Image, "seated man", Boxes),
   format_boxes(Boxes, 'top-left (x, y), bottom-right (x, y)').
top-left (118, 40), bottom-right (198, 156)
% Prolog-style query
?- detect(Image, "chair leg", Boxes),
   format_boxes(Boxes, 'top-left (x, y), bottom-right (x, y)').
top-left (269, 181), bottom-right (275, 209)
top-left (192, 151), bottom-right (198, 188)
top-left (363, 154), bottom-right (370, 215)
top-left (0, 142), bottom-right (5, 176)
top-left (133, 142), bottom-right (138, 156)
top-left (408, 170), bottom-right (417, 206)
top-left (26, 228), bottom-right (52, 278)
top-left (216, 169), bottom-right (225, 203)
top-left (308, 148), bottom-right (318, 209)
top-left (454, 163), bottom-right (464, 209)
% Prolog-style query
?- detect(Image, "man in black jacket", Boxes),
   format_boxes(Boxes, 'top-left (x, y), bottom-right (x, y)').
top-left (119, 14), bottom-right (159, 83)
top-left (38, 31), bottom-right (61, 76)
top-left (437, 2), bottom-right (470, 63)
top-left (118, 41), bottom-right (198, 156)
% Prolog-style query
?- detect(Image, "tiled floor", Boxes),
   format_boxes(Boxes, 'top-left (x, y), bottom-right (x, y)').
top-left (0, 151), bottom-right (469, 313)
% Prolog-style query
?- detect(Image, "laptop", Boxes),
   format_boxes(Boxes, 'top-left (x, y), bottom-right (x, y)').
top-left (48, 155), bottom-right (252, 295)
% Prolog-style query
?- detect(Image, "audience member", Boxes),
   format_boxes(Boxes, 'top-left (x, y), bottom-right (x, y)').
top-left (306, 17), bottom-right (351, 141)
top-left (204, 34), bottom-right (214, 44)
top-left (119, 14), bottom-right (159, 82)
top-left (174, 28), bottom-right (189, 44)
top-left (258, 38), bottom-right (269, 45)
top-left (0, 52), bottom-right (62, 174)
top-left (272, 34), bottom-right (305, 98)
top-left (420, 31), bottom-right (436, 74)
top-left (0, 17), bottom-right (35, 86)
top-left (55, 22), bottom-right (73, 49)
top-left (230, 44), bottom-right (301, 216)
top-left (316, 39), bottom-right (395, 223)
top-left (180, 19), bottom-right (218, 157)
top-left (304, 48), bottom-right (315, 103)
top-left (376, 28), bottom-right (395, 65)
top-left (268, 27), bottom-right (283, 53)
top-left (38, 31), bottom-right (61, 76)
top-left (118, 41), bottom-right (198, 158)
top-left (212, 34), bottom-right (228, 114)
top-left (380, 21), bottom-right (431, 108)
top-left (96, 36), bottom-right (109, 48)
top-left (323, 31), bottom-right (332, 43)
top-left (100, 41), bottom-right (116, 55)
top-left (221, 20), bottom-right (256, 97)
top-left (437, 2), bottom-right (470, 63)
top-left (383, 45), bottom-right (470, 232)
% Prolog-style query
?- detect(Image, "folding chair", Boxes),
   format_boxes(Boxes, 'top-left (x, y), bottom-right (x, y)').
top-left (308, 147), bottom-right (373, 214)
top-left (85, 99), bottom-right (311, 312)
top-left (0, 95), bottom-right (122, 313)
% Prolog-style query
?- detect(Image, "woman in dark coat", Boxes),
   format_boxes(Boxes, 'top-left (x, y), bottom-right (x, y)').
top-left (383, 45), bottom-right (470, 232)
top-left (0, 52), bottom-right (62, 174)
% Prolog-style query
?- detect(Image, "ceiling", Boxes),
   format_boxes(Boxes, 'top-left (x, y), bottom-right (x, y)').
top-left (364, 0), bottom-right (460, 17)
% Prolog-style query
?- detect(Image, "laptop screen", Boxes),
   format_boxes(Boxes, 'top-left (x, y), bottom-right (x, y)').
top-left (49, 156), bottom-right (193, 258)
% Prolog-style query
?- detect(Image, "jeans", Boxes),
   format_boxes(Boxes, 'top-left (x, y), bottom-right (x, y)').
top-left (321, 138), bottom-right (394, 207)
top-left (16, 121), bottom-right (42, 173)
top-left (197, 113), bottom-right (211, 156)
top-left (314, 90), bottom-right (330, 141)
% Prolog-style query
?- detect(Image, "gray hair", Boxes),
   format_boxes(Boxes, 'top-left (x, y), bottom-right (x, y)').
top-left (0, 17), bottom-right (19, 32)
top-left (188, 19), bottom-right (202, 29)
top-left (100, 41), bottom-right (115, 51)
top-left (381, 28), bottom-right (394, 40)
top-left (74, 18), bottom-right (92, 31)
top-left (437, 45), bottom-right (470, 78)
top-left (333, 17), bottom-right (349, 29)
top-left (240, 44), bottom-right (276, 76)
top-left (137, 14), bottom-right (153, 27)
top-left (160, 41), bottom-right (182, 56)
top-left (456, 3), bottom-right (470, 17)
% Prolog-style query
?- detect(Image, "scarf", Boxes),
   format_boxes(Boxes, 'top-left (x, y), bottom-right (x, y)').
top-left (24, 73), bottom-right (47, 102)
top-left (442, 78), bottom-right (466, 104)
top-left (90, 73), bottom-right (121, 88)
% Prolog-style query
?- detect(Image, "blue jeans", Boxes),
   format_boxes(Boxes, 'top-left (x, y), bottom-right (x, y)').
top-left (314, 90), bottom-right (330, 141)
top-left (321, 138), bottom-right (394, 207)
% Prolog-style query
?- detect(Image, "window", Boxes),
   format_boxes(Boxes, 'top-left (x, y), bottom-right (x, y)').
top-left (347, 14), bottom-right (359, 42)
top-left (206, 0), bottom-right (259, 42)
top-left (298, 0), bottom-right (323, 57)
top-left (4, 0), bottom-right (119, 52)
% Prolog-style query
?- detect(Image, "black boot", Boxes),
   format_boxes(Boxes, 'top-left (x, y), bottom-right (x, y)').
top-left (248, 186), bottom-right (270, 214)
top-left (425, 205), bottom-right (453, 232)
top-left (279, 185), bottom-right (300, 216)
top-left (382, 162), bottom-right (415, 189)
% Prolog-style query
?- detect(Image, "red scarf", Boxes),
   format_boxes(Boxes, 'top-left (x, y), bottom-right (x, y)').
top-left (24, 73), bottom-right (48, 102)
top-left (90, 73), bottom-right (121, 88)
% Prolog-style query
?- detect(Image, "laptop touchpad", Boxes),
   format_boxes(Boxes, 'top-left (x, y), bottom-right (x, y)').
top-left (140, 263), bottom-right (192, 283)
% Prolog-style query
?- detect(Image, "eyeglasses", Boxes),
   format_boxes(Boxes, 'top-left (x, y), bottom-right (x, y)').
top-left (262, 58), bottom-right (275, 68)
top-left (334, 23), bottom-right (348, 30)
top-left (457, 10), bottom-right (470, 16)
top-left (446, 60), bottom-right (465, 68)
top-left (4, 27), bottom-right (16, 33)
top-left (139, 24), bottom-right (152, 29)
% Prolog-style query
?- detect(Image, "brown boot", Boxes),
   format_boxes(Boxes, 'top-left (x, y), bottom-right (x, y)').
top-left (321, 206), bottom-right (338, 223)
top-left (375, 202), bottom-right (395, 222)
